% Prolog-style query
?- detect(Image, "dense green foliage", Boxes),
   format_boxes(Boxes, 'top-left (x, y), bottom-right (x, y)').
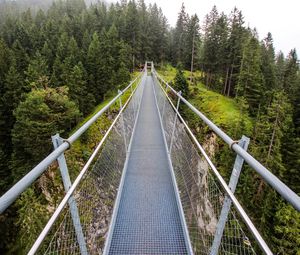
top-left (0, 0), bottom-right (299, 254)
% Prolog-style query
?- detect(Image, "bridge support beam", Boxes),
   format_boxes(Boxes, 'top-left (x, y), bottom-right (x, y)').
top-left (52, 134), bottom-right (88, 255)
top-left (210, 135), bottom-right (250, 255)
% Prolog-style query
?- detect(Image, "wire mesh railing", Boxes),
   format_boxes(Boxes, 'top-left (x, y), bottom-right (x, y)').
top-left (153, 71), bottom-right (259, 255)
top-left (29, 72), bottom-right (146, 254)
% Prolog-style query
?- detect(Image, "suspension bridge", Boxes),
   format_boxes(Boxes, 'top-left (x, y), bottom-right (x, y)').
top-left (0, 62), bottom-right (299, 255)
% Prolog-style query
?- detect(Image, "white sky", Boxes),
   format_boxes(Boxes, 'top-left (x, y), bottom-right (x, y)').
top-left (140, 0), bottom-right (300, 56)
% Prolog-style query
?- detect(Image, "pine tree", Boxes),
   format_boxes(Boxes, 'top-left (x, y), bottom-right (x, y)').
top-left (251, 92), bottom-right (292, 239)
top-left (0, 147), bottom-right (9, 194)
top-left (283, 49), bottom-right (299, 103)
top-left (275, 51), bottom-right (285, 90)
top-left (201, 6), bottom-right (230, 89)
top-left (0, 39), bottom-right (10, 194)
top-left (51, 56), bottom-right (63, 87)
top-left (273, 202), bottom-right (300, 255)
top-left (41, 40), bottom-right (54, 69)
top-left (86, 31), bottom-right (99, 92)
top-left (14, 188), bottom-right (49, 253)
top-left (11, 86), bottom-right (80, 180)
top-left (11, 39), bottom-right (29, 73)
top-left (236, 33), bottom-right (265, 115)
top-left (185, 14), bottom-right (200, 82)
top-left (137, 0), bottom-right (150, 63)
top-left (173, 65), bottom-right (189, 98)
top-left (173, 3), bottom-right (189, 65)
top-left (1, 59), bottom-right (28, 155)
top-left (224, 7), bottom-right (247, 96)
top-left (25, 51), bottom-right (49, 89)
top-left (66, 62), bottom-right (95, 115)
top-left (0, 38), bottom-right (10, 140)
top-left (125, 0), bottom-right (141, 69)
top-left (115, 41), bottom-right (131, 88)
top-left (261, 33), bottom-right (276, 91)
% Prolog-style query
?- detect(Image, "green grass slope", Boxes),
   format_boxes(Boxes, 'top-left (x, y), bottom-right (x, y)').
top-left (158, 65), bottom-right (253, 138)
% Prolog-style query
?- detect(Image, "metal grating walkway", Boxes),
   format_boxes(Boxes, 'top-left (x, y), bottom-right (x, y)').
top-left (106, 75), bottom-right (189, 254)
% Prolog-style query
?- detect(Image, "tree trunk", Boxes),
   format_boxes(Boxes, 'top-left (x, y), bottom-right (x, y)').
top-left (206, 71), bottom-right (210, 87)
top-left (190, 30), bottom-right (195, 84)
top-left (223, 67), bottom-right (229, 95)
top-left (256, 104), bottom-right (280, 199)
top-left (227, 65), bottom-right (234, 97)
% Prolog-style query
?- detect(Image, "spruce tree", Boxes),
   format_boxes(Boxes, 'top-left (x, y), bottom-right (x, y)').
top-left (11, 86), bottom-right (80, 180)
top-left (173, 3), bottom-right (189, 65)
top-left (261, 33), bottom-right (276, 91)
top-left (283, 49), bottom-right (299, 103)
top-left (87, 32), bottom-right (106, 101)
top-left (173, 65), bottom-right (189, 98)
top-left (251, 92), bottom-right (292, 240)
top-left (125, 0), bottom-right (140, 69)
top-left (273, 202), bottom-right (300, 255)
top-left (236, 33), bottom-right (265, 115)
top-left (2, 59), bottom-right (28, 152)
top-left (66, 62), bottom-right (95, 115)
top-left (275, 51), bottom-right (285, 90)
top-left (25, 51), bottom-right (49, 89)
top-left (224, 7), bottom-right (246, 96)
top-left (185, 14), bottom-right (200, 81)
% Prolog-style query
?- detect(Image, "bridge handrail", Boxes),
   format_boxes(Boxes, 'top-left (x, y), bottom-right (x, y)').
top-left (153, 69), bottom-right (300, 212)
top-left (153, 70), bottom-right (272, 254)
top-left (27, 73), bottom-right (144, 254)
top-left (0, 70), bottom-right (144, 214)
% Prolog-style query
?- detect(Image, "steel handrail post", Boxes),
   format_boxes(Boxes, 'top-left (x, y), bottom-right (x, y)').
top-left (210, 135), bottom-right (250, 255)
top-left (52, 134), bottom-right (88, 255)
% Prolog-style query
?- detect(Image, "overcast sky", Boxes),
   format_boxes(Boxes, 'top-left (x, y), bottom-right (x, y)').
top-left (137, 0), bottom-right (299, 56)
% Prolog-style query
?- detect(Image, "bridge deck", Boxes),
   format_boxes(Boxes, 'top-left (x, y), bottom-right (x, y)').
top-left (107, 75), bottom-right (188, 254)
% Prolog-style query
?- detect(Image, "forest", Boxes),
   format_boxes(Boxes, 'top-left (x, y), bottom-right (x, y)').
top-left (0, 0), bottom-right (299, 254)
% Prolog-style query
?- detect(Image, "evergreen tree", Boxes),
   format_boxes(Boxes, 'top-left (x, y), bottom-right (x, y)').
top-left (115, 41), bottom-right (131, 88)
top-left (0, 147), bottom-right (9, 193)
top-left (273, 202), bottom-right (300, 255)
top-left (11, 86), bottom-right (80, 180)
top-left (283, 49), bottom-right (299, 103)
top-left (11, 39), bottom-right (29, 74)
top-left (236, 33), bottom-right (265, 115)
top-left (125, 0), bottom-right (140, 69)
top-left (87, 31), bottom-right (101, 100)
top-left (14, 188), bottom-right (49, 253)
top-left (185, 14), bottom-right (200, 82)
top-left (0, 38), bottom-right (10, 140)
top-left (137, 0), bottom-right (150, 63)
top-left (41, 40), bottom-right (54, 69)
top-left (201, 6), bottom-right (230, 89)
top-left (25, 51), bottom-right (49, 89)
top-left (173, 65), bottom-right (189, 98)
top-left (2, 59), bottom-right (28, 152)
top-left (275, 51), bottom-right (285, 90)
top-left (224, 7), bottom-right (246, 96)
top-left (261, 33), bottom-right (276, 91)
top-left (66, 62), bottom-right (95, 115)
top-left (251, 92), bottom-right (292, 240)
top-left (173, 3), bottom-right (189, 65)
